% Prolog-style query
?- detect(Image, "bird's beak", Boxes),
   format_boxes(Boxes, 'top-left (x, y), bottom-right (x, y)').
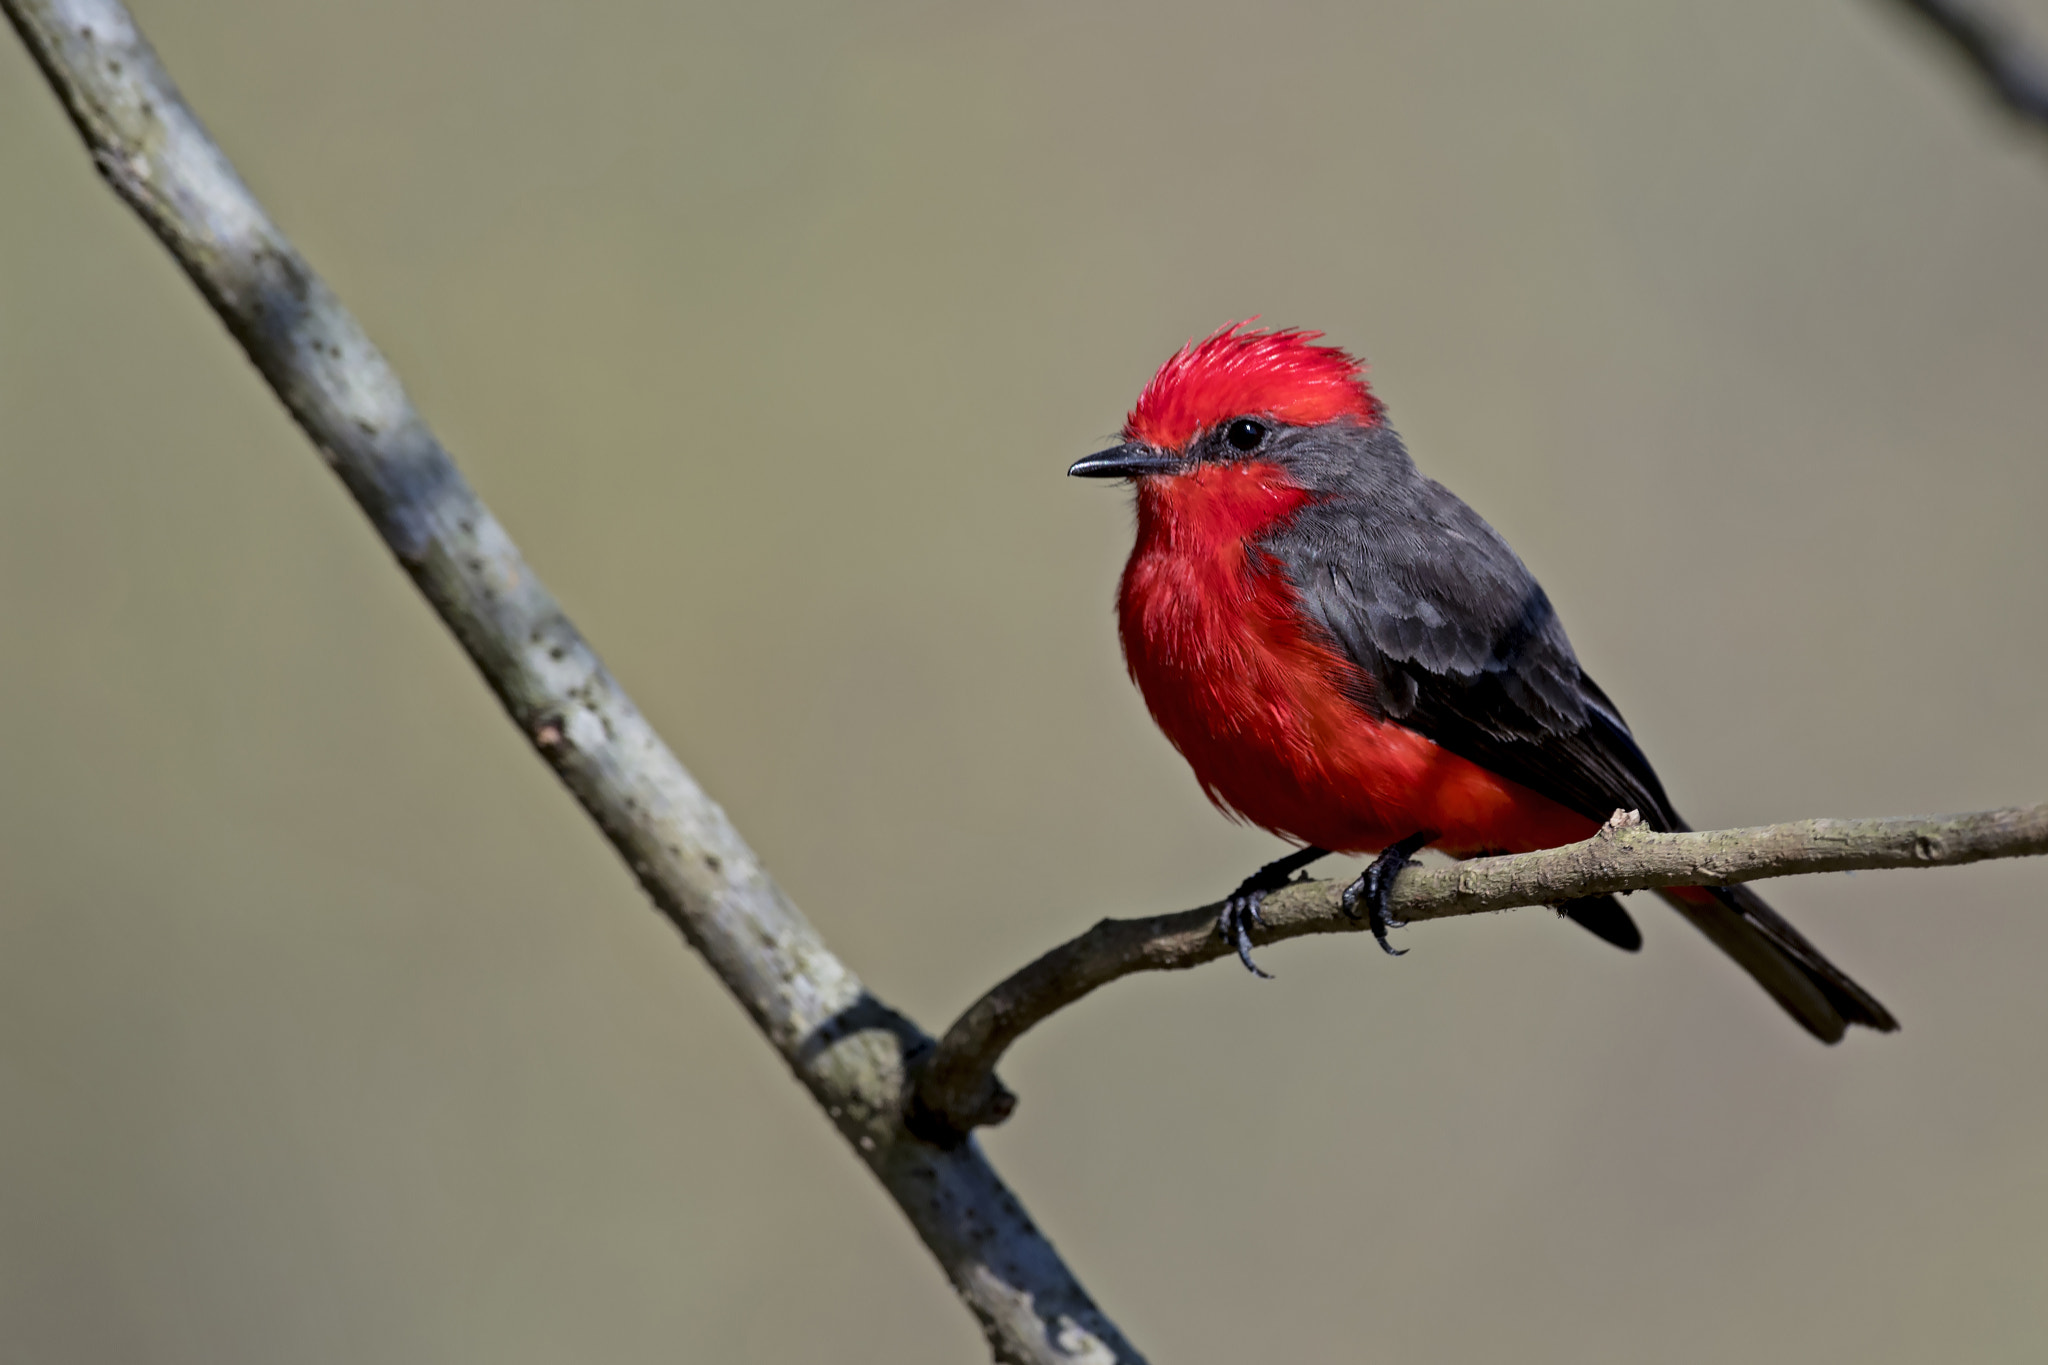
top-left (1067, 443), bottom-right (1184, 479)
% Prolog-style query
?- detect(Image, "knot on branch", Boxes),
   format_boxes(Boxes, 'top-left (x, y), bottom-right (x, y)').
top-left (1600, 808), bottom-right (1644, 835)
top-left (903, 1047), bottom-right (1016, 1147)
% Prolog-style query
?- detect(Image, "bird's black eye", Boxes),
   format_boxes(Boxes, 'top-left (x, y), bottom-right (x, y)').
top-left (1224, 418), bottom-right (1268, 452)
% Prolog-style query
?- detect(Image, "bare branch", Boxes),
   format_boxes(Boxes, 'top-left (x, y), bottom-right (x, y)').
top-left (1879, 0), bottom-right (2048, 131)
top-left (910, 803), bottom-right (2048, 1139)
top-left (1, 2), bottom-right (1140, 1360)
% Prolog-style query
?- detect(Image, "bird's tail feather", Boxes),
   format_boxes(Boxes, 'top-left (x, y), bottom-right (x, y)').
top-left (1658, 883), bottom-right (1898, 1043)
top-left (1557, 895), bottom-right (1643, 952)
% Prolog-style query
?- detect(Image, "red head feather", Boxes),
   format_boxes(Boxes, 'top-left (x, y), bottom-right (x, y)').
top-left (1122, 322), bottom-right (1384, 451)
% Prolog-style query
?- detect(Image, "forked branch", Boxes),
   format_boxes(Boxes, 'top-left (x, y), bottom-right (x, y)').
top-left (909, 803), bottom-right (2048, 1139)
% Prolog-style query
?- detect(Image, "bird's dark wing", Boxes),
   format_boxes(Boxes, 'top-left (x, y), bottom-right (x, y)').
top-left (1258, 478), bottom-right (1682, 833)
top-left (1248, 434), bottom-right (1895, 1035)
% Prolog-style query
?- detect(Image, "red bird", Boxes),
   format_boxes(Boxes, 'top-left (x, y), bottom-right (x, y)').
top-left (1071, 323), bottom-right (1896, 1042)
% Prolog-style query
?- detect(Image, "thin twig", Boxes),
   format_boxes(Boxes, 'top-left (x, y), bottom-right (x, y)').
top-left (0, 3), bottom-right (1139, 1361)
top-left (1879, 0), bottom-right (2048, 129)
top-left (910, 803), bottom-right (2048, 1139)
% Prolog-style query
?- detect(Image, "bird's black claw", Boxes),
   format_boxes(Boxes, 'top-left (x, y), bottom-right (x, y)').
top-left (1340, 872), bottom-right (1407, 956)
top-left (1217, 892), bottom-right (1274, 979)
top-left (1211, 846), bottom-right (1330, 978)
top-left (1341, 831), bottom-right (1434, 957)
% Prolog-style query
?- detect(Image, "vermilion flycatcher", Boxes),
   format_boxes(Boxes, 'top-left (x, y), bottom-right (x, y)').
top-left (1071, 323), bottom-right (1895, 1042)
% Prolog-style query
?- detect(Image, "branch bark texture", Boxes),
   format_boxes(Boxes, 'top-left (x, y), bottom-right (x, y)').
top-left (1880, 0), bottom-right (2048, 130)
top-left (1, 3), bottom-right (1138, 1361)
top-left (911, 804), bottom-right (2048, 1138)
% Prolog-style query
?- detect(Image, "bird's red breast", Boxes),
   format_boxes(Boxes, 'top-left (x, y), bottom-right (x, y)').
top-left (1117, 463), bottom-right (1596, 857)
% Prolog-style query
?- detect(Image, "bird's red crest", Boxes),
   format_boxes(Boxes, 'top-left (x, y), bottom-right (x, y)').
top-left (1122, 322), bottom-right (1384, 451)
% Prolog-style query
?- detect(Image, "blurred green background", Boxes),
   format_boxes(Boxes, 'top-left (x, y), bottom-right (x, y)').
top-left (4, 1), bottom-right (2047, 1360)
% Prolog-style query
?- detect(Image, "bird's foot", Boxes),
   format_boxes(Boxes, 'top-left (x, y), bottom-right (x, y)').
top-left (1216, 889), bottom-right (1274, 980)
top-left (1214, 846), bottom-right (1330, 978)
top-left (1341, 830), bottom-right (1436, 957)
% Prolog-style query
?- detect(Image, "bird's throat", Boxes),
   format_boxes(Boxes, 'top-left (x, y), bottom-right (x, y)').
top-left (1130, 461), bottom-right (1312, 561)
